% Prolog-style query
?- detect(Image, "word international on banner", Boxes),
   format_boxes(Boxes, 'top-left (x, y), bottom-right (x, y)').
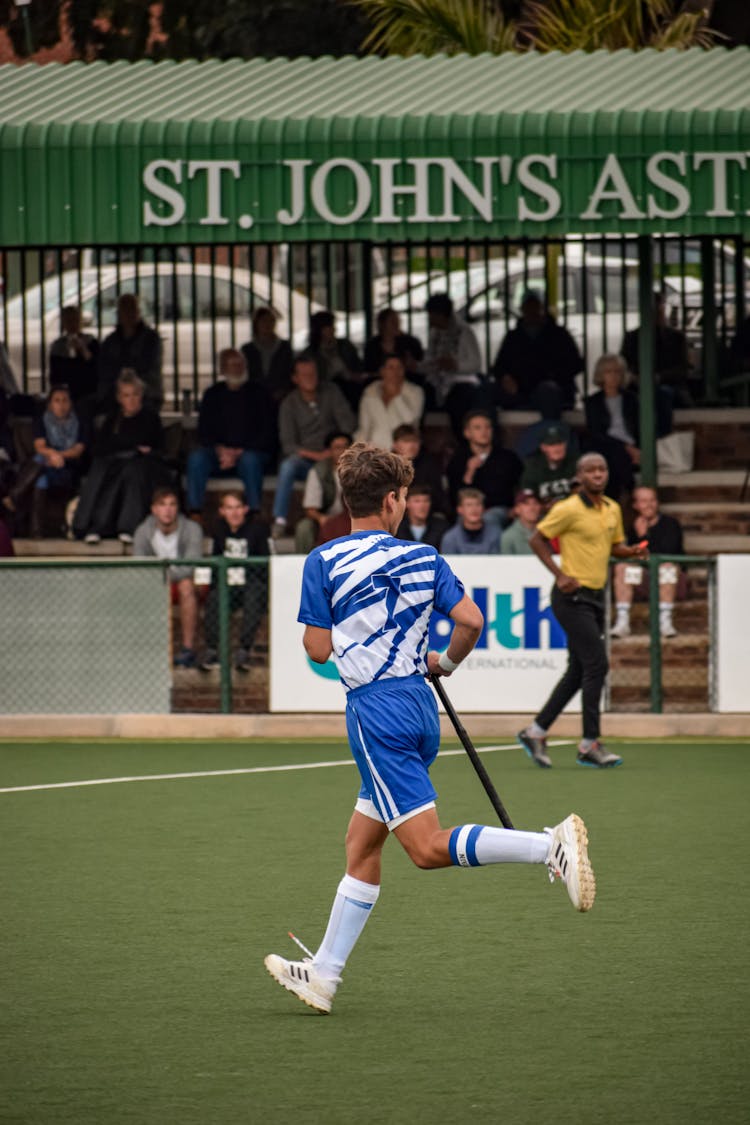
top-left (269, 555), bottom-right (579, 714)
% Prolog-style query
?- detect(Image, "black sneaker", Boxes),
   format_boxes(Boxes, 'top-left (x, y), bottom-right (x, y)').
top-left (517, 729), bottom-right (552, 768)
top-left (576, 742), bottom-right (623, 768)
top-left (199, 648), bottom-right (219, 672)
top-left (235, 647), bottom-right (251, 673)
top-left (173, 647), bottom-right (197, 669)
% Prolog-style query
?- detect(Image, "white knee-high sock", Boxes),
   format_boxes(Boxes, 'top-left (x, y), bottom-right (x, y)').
top-left (449, 825), bottom-right (550, 867)
top-left (312, 874), bottom-right (380, 980)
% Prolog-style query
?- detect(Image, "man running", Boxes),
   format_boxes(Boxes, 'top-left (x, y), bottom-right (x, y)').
top-left (265, 442), bottom-right (595, 1014)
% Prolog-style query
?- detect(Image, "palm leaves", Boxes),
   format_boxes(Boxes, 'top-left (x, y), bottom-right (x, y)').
top-left (353, 0), bottom-right (718, 56)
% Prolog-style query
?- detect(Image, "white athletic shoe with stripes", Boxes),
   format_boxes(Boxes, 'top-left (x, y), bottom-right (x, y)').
top-left (545, 813), bottom-right (596, 912)
top-left (264, 954), bottom-right (339, 1014)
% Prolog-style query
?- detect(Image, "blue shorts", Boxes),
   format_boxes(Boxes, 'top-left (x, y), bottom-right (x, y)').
top-left (345, 675), bottom-right (440, 829)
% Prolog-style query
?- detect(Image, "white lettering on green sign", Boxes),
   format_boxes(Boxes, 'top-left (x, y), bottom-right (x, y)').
top-left (142, 151), bottom-right (750, 229)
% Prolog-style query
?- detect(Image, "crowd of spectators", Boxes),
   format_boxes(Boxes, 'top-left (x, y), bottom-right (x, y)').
top-left (0, 280), bottom-right (717, 642)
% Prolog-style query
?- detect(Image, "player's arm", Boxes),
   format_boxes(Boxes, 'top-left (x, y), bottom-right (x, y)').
top-left (427, 594), bottom-right (484, 678)
top-left (303, 625), bottom-right (333, 664)
top-left (529, 529), bottom-right (579, 593)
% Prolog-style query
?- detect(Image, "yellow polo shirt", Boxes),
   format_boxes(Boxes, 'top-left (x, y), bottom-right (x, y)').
top-left (537, 493), bottom-right (625, 590)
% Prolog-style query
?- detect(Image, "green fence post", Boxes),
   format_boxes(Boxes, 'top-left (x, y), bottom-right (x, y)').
top-left (637, 236), bottom-right (657, 487)
top-left (648, 555), bottom-right (663, 713)
top-left (701, 236), bottom-right (718, 404)
top-left (217, 558), bottom-right (232, 715)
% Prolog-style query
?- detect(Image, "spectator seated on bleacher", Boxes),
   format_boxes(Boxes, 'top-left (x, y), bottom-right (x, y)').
top-left (306, 310), bottom-right (365, 412)
top-left (200, 489), bottom-right (270, 673)
top-left (30, 385), bottom-right (90, 538)
top-left (621, 291), bottom-right (694, 409)
top-left (500, 489), bottom-right (542, 556)
top-left (441, 487), bottom-right (501, 555)
top-left (355, 353), bottom-right (424, 451)
top-left (273, 356), bottom-right (355, 539)
top-left (186, 348), bottom-right (277, 518)
top-left (520, 422), bottom-right (578, 510)
top-left (133, 485), bottom-right (204, 668)
top-left (241, 306), bottom-right (294, 404)
top-left (363, 308), bottom-right (424, 381)
top-left (446, 409), bottom-right (522, 530)
top-left (611, 485), bottom-right (686, 640)
top-left (513, 381), bottom-right (579, 461)
top-left (396, 484), bottom-right (447, 549)
top-left (422, 293), bottom-right (485, 436)
top-left (294, 431), bottom-right (352, 555)
top-left (97, 293), bottom-right (163, 413)
top-left (73, 370), bottom-right (171, 546)
top-left (391, 423), bottom-right (450, 517)
top-left (491, 289), bottom-right (582, 411)
top-left (584, 353), bottom-right (640, 501)
top-left (49, 306), bottom-right (99, 413)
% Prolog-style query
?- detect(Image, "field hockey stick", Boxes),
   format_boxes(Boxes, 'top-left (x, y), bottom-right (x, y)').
top-left (429, 674), bottom-right (515, 830)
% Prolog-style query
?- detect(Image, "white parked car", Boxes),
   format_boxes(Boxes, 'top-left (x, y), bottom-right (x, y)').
top-left (2, 263), bottom-right (319, 405)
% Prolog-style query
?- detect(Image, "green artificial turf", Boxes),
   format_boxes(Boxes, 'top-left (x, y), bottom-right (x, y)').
top-left (1, 738), bottom-right (748, 1125)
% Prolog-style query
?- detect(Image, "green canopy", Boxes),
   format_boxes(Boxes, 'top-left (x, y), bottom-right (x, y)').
top-left (1, 48), bottom-right (749, 246)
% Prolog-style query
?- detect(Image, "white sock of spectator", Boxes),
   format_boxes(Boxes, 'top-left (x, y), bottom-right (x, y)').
top-left (614, 603), bottom-right (630, 627)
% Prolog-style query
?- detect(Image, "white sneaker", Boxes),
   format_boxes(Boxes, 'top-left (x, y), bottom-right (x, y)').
top-left (610, 619), bottom-right (630, 638)
top-left (660, 620), bottom-right (677, 638)
top-left (545, 813), bottom-right (596, 913)
top-left (264, 954), bottom-right (338, 1014)
top-left (84, 532), bottom-right (101, 545)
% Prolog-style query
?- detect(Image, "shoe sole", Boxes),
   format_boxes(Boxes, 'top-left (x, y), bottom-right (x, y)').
top-left (576, 758), bottom-right (623, 769)
top-left (568, 814), bottom-right (596, 912)
top-left (516, 733), bottom-right (551, 769)
top-left (264, 955), bottom-right (331, 1014)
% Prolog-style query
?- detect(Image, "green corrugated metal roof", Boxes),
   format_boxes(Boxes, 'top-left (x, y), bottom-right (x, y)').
top-left (1, 49), bottom-right (749, 244)
top-left (1, 49), bottom-right (749, 119)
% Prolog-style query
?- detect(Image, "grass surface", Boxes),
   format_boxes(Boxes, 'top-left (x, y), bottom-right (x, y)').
top-left (1, 738), bottom-right (748, 1125)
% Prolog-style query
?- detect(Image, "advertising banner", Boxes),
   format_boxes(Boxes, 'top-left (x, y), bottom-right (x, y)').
top-left (716, 555), bottom-right (750, 712)
top-left (270, 555), bottom-right (578, 714)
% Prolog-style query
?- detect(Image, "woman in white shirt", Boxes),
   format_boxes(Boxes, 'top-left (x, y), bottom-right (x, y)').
top-left (355, 354), bottom-right (424, 451)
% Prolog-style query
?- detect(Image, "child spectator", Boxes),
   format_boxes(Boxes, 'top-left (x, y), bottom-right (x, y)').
top-left (441, 487), bottom-right (501, 554)
top-left (501, 489), bottom-right (542, 555)
top-left (133, 485), bottom-right (204, 667)
top-left (396, 484), bottom-right (447, 548)
top-left (294, 431), bottom-right (352, 554)
top-left (200, 490), bottom-right (270, 672)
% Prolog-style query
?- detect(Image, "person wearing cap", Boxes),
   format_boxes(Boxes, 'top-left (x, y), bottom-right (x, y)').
top-left (519, 422), bottom-right (578, 508)
top-left (500, 489), bottom-right (542, 555)
top-left (517, 452), bottom-right (648, 769)
top-left (491, 289), bottom-right (583, 410)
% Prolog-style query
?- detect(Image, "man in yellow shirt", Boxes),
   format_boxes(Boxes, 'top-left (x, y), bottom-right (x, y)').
top-left (518, 453), bottom-right (648, 768)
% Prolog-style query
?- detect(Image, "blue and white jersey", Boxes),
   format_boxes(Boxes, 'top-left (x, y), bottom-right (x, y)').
top-left (298, 530), bottom-right (464, 691)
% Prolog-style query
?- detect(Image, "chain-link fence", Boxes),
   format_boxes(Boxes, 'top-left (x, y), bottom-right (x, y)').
top-left (0, 558), bottom-right (269, 715)
top-left (1, 554), bottom-right (716, 715)
top-left (607, 555), bottom-right (715, 713)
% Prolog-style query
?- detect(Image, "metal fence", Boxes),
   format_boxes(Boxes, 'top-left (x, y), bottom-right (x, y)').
top-left (1, 553), bottom-right (716, 716)
top-left (2, 234), bottom-right (748, 407)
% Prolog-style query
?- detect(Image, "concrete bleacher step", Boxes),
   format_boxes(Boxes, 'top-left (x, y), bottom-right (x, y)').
top-left (657, 470), bottom-right (747, 504)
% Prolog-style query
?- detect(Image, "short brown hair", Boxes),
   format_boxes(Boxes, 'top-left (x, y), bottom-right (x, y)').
top-left (337, 442), bottom-right (414, 518)
top-left (457, 487), bottom-right (485, 505)
top-left (151, 485), bottom-right (179, 505)
top-left (218, 489), bottom-right (247, 507)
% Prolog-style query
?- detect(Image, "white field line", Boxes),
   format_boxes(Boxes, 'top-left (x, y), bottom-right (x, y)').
top-left (0, 741), bottom-right (572, 795)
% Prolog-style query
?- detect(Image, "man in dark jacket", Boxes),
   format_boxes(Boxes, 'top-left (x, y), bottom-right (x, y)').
top-left (186, 348), bottom-right (276, 514)
top-left (520, 423), bottom-right (578, 509)
top-left (446, 410), bottom-right (522, 527)
top-left (492, 290), bottom-right (583, 409)
top-left (97, 294), bottom-right (162, 411)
